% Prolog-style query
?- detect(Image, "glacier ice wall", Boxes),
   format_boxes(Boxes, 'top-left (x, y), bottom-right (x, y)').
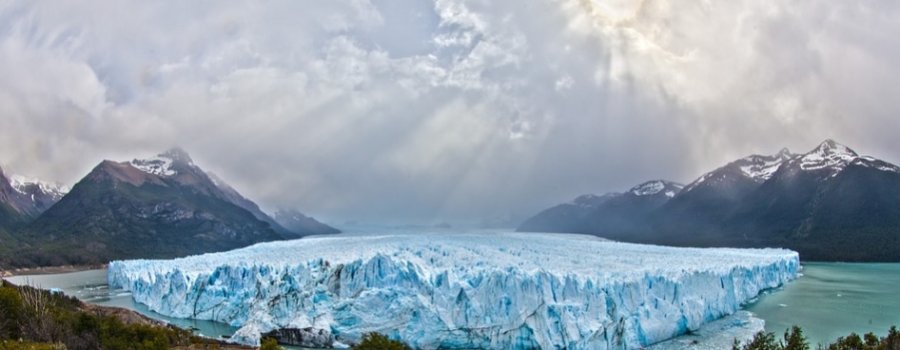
top-left (108, 232), bottom-right (799, 349)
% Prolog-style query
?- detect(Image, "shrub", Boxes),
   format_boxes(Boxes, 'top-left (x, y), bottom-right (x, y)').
top-left (735, 326), bottom-right (899, 350)
top-left (259, 337), bottom-right (281, 350)
top-left (0, 286), bottom-right (23, 339)
top-left (353, 332), bottom-right (411, 350)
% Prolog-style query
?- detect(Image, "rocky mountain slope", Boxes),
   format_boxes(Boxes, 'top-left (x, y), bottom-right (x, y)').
top-left (274, 209), bottom-right (340, 236)
top-left (3, 149), bottom-right (338, 267)
top-left (0, 168), bottom-right (68, 229)
top-left (519, 140), bottom-right (900, 261)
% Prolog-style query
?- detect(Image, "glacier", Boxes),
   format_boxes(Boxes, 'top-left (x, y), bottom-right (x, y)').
top-left (108, 231), bottom-right (799, 349)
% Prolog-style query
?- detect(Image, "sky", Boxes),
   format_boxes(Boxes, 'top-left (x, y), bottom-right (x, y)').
top-left (1, 1), bottom-right (900, 226)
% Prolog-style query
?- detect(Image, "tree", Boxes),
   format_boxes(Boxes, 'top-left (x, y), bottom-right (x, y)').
top-left (353, 333), bottom-right (411, 350)
top-left (783, 326), bottom-right (809, 350)
top-left (260, 337), bottom-right (281, 350)
top-left (0, 286), bottom-right (23, 339)
top-left (827, 333), bottom-right (864, 350)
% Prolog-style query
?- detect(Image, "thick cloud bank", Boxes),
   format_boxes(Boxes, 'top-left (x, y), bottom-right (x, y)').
top-left (2, 1), bottom-right (899, 223)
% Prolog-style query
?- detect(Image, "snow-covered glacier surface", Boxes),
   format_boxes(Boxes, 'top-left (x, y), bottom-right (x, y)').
top-left (108, 232), bottom-right (799, 349)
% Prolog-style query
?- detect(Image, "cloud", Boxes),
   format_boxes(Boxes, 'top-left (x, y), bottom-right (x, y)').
top-left (1, 0), bottom-right (899, 224)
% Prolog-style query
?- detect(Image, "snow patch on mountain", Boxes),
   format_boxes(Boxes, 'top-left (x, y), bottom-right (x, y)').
top-left (109, 231), bottom-right (799, 349)
top-left (129, 148), bottom-right (199, 177)
top-left (685, 149), bottom-right (794, 194)
top-left (632, 181), bottom-right (665, 195)
top-left (130, 156), bottom-right (176, 176)
top-left (855, 156), bottom-right (900, 173)
top-left (630, 180), bottom-right (682, 196)
top-left (737, 148), bottom-right (795, 182)
top-left (680, 141), bottom-right (882, 194)
top-left (799, 140), bottom-right (858, 171)
top-left (9, 175), bottom-right (69, 199)
top-left (682, 172), bottom-right (714, 193)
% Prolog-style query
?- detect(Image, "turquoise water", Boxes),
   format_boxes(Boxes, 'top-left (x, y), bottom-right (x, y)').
top-left (744, 262), bottom-right (900, 347)
top-left (7, 263), bottom-right (899, 348)
top-left (4, 269), bottom-right (239, 340)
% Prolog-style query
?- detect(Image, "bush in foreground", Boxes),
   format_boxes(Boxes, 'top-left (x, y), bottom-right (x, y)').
top-left (352, 332), bottom-right (411, 350)
top-left (734, 325), bottom-right (900, 350)
top-left (0, 281), bottom-right (198, 350)
top-left (259, 337), bottom-right (281, 350)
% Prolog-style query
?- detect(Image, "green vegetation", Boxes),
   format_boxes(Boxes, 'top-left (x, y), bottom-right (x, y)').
top-left (734, 325), bottom-right (900, 350)
top-left (0, 281), bottom-right (229, 350)
top-left (258, 338), bottom-right (280, 350)
top-left (0, 340), bottom-right (63, 350)
top-left (352, 332), bottom-right (411, 350)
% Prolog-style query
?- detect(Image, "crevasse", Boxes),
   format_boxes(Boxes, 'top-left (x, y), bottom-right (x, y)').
top-left (108, 232), bottom-right (799, 349)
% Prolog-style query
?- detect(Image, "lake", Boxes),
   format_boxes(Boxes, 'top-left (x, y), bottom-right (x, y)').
top-left (6, 262), bottom-right (900, 348)
top-left (744, 262), bottom-right (900, 347)
top-left (3, 269), bottom-right (238, 340)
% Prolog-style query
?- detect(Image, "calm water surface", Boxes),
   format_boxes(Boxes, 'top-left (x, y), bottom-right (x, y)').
top-left (4, 269), bottom-right (239, 340)
top-left (745, 262), bottom-right (900, 347)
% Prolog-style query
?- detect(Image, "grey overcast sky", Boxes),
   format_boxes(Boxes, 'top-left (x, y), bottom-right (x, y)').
top-left (2, 1), bottom-right (900, 225)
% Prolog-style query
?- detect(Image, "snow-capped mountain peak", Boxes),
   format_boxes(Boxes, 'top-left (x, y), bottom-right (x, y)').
top-left (629, 180), bottom-right (683, 197)
top-left (9, 175), bottom-right (69, 200)
top-left (130, 148), bottom-right (194, 177)
top-left (799, 139), bottom-right (858, 171)
top-left (736, 148), bottom-right (796, 182)
top-left (681, 148), bottom-right (796, 194)
top-left (131, 156), bottom-right (175, 176)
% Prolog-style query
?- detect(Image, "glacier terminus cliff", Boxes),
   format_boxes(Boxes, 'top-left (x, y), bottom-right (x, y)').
top-left (108, 231), bottom-right (799, 349)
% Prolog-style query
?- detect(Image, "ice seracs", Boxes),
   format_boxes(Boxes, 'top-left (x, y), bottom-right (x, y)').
top-left (109, 231), bottom-right (799, 349)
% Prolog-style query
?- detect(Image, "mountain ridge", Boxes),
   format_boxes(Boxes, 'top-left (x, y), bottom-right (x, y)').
top-left (0, 149), bottom-right (338, 268)
top-left (519, 139), bottom-right (900, 261)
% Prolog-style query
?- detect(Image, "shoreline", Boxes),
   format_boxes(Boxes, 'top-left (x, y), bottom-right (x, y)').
top-left (1, 263), bottom-right (107, 278)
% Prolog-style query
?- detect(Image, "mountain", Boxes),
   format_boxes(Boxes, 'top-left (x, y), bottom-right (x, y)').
top-left (652, 148), bottom-right (796, 240)
top-left (0, 167), bottom-right (69, 228)
top-left (0, 168), bottom-right (24, 228)
top-left (273, 209), bottom-right (340, 236)
top-left (8, 175), bottom-right (69, 217)
top-left (7, 148), bottom-right (335, 267)
top-left (519, 140), bottom-right (900, 261)
top-left (518, 180), bottom-right (683, 236)
top-left (721, 140), bottom-right (900, 260)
